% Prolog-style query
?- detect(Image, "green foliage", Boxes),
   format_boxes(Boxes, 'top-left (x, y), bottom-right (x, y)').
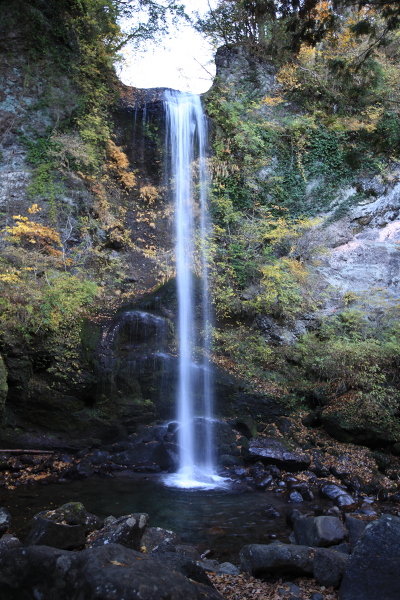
top-left (0, 249), bottom-right (98, 341)
top-left (210, 207), bottom-right (320, 320)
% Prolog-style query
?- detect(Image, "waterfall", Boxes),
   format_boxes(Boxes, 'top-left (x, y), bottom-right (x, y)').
top-left (164, 90), bottom-right (221, 488)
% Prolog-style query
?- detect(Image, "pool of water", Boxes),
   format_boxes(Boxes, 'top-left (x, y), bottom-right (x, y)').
top-left (0, 473), bottom-right (328, 562)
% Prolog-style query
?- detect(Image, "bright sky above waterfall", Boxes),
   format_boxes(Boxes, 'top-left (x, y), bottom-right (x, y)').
top-left (118, 0), bottom-right (218, 94)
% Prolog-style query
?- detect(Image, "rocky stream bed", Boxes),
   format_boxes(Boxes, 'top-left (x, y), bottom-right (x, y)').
top-left (0, 417), bottom-right (400, 599)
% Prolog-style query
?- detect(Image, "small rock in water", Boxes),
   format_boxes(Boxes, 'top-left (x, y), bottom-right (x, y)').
top-left (255, 475), bottom-right (273, 489)
top-left (286, 509), bottom-right (305, 527)
top-left (288, 491), bottom-right (304, 503)
top-left (301, 489), bottom-right (314, 501)
top-left (262, 504), bottom-right (280, 519)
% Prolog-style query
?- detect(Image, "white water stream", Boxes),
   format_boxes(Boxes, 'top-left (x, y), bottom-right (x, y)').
top-left (164, 90), bottom-right (222, 489)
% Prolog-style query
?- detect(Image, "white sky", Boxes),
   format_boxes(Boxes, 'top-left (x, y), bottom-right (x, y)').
top-left (118, 0), bottom-right (218, 94)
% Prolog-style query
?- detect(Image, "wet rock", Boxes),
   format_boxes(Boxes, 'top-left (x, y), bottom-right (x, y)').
top-left (65, 461), bottom-right (95, 480)
top-left (233, 467), bottom-right (247, 479)
top-left (86, 513), bottom-right (148, 550)
top-left (90, 449), bottom-right (111, 465)
top-left (228, 417), bottom-right (258, 439)
top-left (286, 509), bottom-right (305, 528)
top-left (240, 542), bottom-right (314, 577)
top-left (248, 438), bottom-right (311, 471)
top-left (339, 514), bottom-right (400, 600)
top-left (288, 491), bottom-right (304, 503)
top-left (218, 562), bottom-right (240, 575)
top-left (212, 420), bottom-right (237, 447)
top-left (141, 526), bottom-right (182, 553)
top-left (301, 489), bottom-right (314, 501)
top-left (229, 444), bottom-right (241, 457)
top-left (292, 516), bottom-right (348, 548)
top-left (0, 507), bottom-right (11, 536)
top-left (25, 503), bottom-right (102, 550)
top-left (326, 506), bottom-right (341, 516)
top-left (336, 493), bottom-right (356, 508)
top-left (0, 534), bottom-right (21, 551)
top-left (0, 543), bottom-right (224, 600)
top-left (313, 547), bottom-right (348, 588)
top-left (218, 454), bottom-right (244, 468)
top-left (262, 505), bottom-right (281, 519)
top-left (255, 475), bottom-right (273, 489)
top-left (113, 441), bottom-right (175, 471)
top-left (320, 484), bottom-right (355, 508)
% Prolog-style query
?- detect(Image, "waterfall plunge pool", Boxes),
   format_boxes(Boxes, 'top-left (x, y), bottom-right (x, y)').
top-left (0, 473), bottom-right (326, 562)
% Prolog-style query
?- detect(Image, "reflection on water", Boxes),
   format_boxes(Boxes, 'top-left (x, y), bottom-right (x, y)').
top-left (0, 474), bottom-right (322, 562)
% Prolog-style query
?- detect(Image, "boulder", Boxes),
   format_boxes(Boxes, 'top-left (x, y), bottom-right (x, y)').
top-left (156, 551), bottom-right (213, 587)
top-left (344, 514), bottom-right (370, 550)
top-left (140, 526), bottom-right (182, 553)
top-left (293, 516), bottom-right (348, 548)
top-left (86, 513), bottom-right (148, 550)
top-left (113, 441), bottom-right (175, 471)
top-left (175, 545), bottom-right (202, 561)
top-left (313, 548), bottom-right (348, 588)
top-left (228, 417), bottom-right (258, 439)
top-left (248, 438), bottom-right (310, 471)
top-left (240, 542), bottom-right (314, 577)
top-left (339, 514), bottom-right (400, 600)
top-left (25, 503), bottom-right (102, 550)
top-left (0, 507), bottom-right (11, 536)
top-left (218, 454), bottom-right (244, 467)
top-left (320, 484), bottom-right (355, 508)
top-left (0, 535), bottom-right (21, 551)
top-left (0, 543), bottom-right (224, 600)
top-left (90, 449), bottom-right (111, 465)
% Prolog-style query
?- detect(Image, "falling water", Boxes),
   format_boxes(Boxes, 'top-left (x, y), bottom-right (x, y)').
top-left (164, 90), bottom-right (222, 488)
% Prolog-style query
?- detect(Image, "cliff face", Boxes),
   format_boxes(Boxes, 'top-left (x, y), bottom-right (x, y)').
top-left (0, 6), bottom-right (180, 446)
top-left (205, 46), bottom-right (400, 448)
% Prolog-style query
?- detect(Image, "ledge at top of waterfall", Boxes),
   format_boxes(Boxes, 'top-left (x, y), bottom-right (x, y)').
top-left (163, 90), bottom-right (221, 489)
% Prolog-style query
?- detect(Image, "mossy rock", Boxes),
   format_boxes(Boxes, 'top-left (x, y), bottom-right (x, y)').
top-left (321, 394), bottom-right (400, 447)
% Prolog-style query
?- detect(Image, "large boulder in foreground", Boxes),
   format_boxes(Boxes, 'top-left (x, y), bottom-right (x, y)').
top-left (0, 544), bottom-right (224, 600)
top-left (25, 502), bottom-right (103, 550)
top-left (248, 437), bottom-right (310, 471)
top-left (314, 547), bottom-right (348, 588)
top-left (339, 514), bottom-right (400, 600)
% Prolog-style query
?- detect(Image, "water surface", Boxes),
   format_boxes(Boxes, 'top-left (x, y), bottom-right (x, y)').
top-left (0, 473), bottom-right (324, 562)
